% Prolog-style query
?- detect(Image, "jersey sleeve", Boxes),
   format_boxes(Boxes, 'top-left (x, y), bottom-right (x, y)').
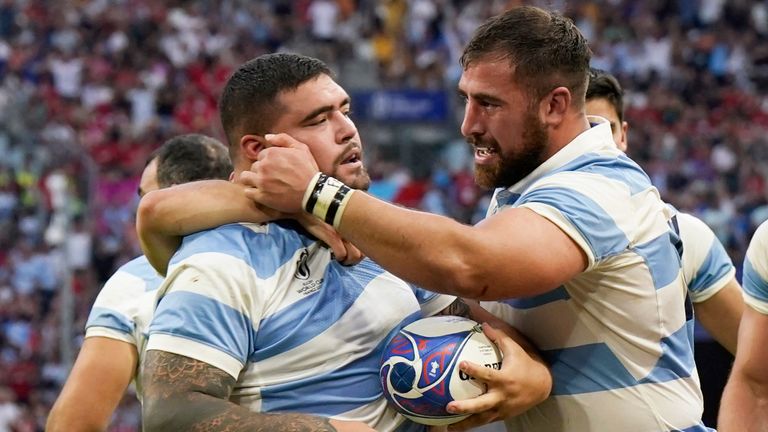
top-left (677, 213), bottom-right (736, 303)
top-left (408, 284), bottom-right (456, 317)
top-left (146, 252), bottom-right (264, 379)
top-left (516, 171), bottom-right (669, 271)
top-left (85, 269), bottom-right (146, 345)
top-left (743, 221), bottom-right (768, 315)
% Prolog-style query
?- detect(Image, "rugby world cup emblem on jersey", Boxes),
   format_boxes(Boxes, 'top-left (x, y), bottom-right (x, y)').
top-left (295, 249), bottom-right (310, 280)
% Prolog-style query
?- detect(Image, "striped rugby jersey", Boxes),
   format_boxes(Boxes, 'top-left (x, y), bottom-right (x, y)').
top-left (482, 118), bottom-right (708, 431)
top-left (146, 221), bottom-right (455, 431)
top-left (743, 220), bottom-right (768, 315)
top-left (677, 212), bottom-right (736, 303)
top-left (85, 254), bottom-right (164, 398)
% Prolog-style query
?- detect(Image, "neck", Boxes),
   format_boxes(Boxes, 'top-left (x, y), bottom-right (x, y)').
top-left (546, 112), bottom-right (591, 159)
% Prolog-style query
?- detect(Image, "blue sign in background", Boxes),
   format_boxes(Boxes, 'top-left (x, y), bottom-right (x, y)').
top-left (352, 90), bottom-right (449, 122)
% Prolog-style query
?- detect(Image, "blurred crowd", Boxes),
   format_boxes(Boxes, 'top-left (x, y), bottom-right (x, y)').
top-left (1, 0), bottom-right (768, 430)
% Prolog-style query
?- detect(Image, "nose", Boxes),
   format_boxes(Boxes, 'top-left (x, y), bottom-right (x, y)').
top-left (460, 100), bottom-right (483, 138)
top-left (334, 111), bottom-right (357, 144)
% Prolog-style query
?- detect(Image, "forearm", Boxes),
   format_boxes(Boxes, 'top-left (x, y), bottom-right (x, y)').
top-left (137, 180), bottom-right (274, 274)
top-left (337, 193), bottom-right (490, 298)
top-left (143, 391), bottom-right (337, 432)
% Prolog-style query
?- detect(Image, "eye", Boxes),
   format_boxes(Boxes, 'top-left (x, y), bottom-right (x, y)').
top-left (478, 99), bottom-right (497, 108)
top-left (309, 117), bottom-right (328, 126)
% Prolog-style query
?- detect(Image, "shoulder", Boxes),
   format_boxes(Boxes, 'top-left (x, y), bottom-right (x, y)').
top-left (751, 220), bottom-right (768, 250)
top-left (676, 213), bottom-right (716, 238)
top-left (101, 255), bottom-right (163, 294)
top-left (170, 222), bottom-right (319, 280)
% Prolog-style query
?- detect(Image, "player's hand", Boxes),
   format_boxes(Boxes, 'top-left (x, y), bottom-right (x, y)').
top-left (297, 213), bottom-right (364, 265)
top-left (328, 418), bottom-right (376, 431)
top-left (241, 133), bottom-right (319, 214)
top-left (444, 323), bottom-right (552, 431)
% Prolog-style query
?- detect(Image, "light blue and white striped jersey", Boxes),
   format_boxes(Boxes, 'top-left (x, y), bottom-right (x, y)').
top-left (146, 221), bottom-right (455, 431)
top-left (677, 212), bottom-right (736, 303)
top-left (742, 220), bottom-right (768, 315)
top-left (85, 254), bottom-right (164, 398)
top-left (481, 118), bottom-right (707, 432)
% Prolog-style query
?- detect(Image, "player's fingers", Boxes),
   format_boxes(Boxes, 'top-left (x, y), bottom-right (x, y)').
top-left (237, 170), bottom-right (258, 187)
top-left (446, 411), bottom-right (501, 432)
top-left (264, 133), bottom-right (309, 149)
top-left (340, 240), bottom-right (364, 266)
top-left (457, 359), bottom-right (497, 384)
top-left (243, 187), bottom-right (263, 204)
top-left (445, 390), bottom-right (499, 415)
top-left (482, 322), bottom-right (524, 359)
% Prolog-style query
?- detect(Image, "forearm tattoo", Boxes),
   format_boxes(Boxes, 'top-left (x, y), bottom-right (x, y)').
top-left (440, 298), bottom-right (471, 318)
top-left (141, 350), bottom-right (338, 432)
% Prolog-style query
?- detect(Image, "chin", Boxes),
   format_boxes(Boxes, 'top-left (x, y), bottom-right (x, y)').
top-left (338, 169), bottom-right (371, 191)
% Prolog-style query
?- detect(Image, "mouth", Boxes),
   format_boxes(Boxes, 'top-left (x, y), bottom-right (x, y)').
top-left (473, 143), bottom-right (499, 165)
top-left (341, 147), bottom-right (362, 165)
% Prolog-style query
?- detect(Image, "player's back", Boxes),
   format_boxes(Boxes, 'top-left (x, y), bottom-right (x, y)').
top-left (148, 221), bottom-right (451, 432)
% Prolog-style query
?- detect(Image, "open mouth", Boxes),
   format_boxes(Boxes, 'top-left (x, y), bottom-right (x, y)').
top-left (475, 147), bottom-right (497, 157)
top-left (474, 145), bottom-right (498, 165)
top-left (342, 150), bottom-right (361, 164)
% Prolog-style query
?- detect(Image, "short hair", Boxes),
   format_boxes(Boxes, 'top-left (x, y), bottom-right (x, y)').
top-left (219, 53), bottom-right (333, 161)
top-left (586, 67), bottom-right (625, 122)
top-left (460, 6), bottom-right (591, 107)
top-left (151, 134), bottom-right (232, 188)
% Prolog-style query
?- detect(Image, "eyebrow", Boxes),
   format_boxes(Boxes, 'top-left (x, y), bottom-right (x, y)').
top-left (300, 97), bottom-right (351, 124)
top-left (457, 89), bottom-right (505, 105)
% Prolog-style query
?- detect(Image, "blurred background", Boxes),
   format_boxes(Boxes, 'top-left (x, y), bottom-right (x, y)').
top-left (0, 0), bottom-right (765, 430)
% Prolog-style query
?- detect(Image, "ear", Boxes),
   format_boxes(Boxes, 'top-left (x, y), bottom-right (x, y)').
top-left (539, 87), bottom-right (571, 127)
top-left (619, 120), bottom-right (629, 152)
top-left (239, 134), bottom-right (267, 162)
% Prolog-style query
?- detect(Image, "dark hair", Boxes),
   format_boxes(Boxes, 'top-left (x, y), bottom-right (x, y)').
top-left (586, 67), bottom-right (624, 122)
top-left (460, 6), bottom-right (591, 106)
top-left (151, 134), bottom-right (232, 188)
top-left (219, 53), bottom-right (332, 161)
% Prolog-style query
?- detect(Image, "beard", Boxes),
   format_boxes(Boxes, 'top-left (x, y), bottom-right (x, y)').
top-left (341, 168), bottom-right (371, 191)
top-left (474, 111), bottom-right (549, 189)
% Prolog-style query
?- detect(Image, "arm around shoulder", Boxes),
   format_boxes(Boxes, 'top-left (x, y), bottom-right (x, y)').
top-left (137, 180), bottom-right (278, 275)
top-left (337, 195), bottom-right (586, 300)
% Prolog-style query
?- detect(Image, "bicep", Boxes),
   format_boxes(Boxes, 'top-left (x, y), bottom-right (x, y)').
top-left (48, 337), bottom-right (137, 431)
top-left (142, 349), bottom-right (235, 400)
top-left (473, 208), bottom-right (587, 299)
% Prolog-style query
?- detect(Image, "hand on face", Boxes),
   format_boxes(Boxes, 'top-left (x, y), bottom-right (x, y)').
top-left (241, 133), bottom-right (320, 214)
top-left (444, 323), bottom-right (552, 431)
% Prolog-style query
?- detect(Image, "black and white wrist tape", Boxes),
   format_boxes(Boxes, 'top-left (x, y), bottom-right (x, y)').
top-left (302, 172), bottom-right (355, 229)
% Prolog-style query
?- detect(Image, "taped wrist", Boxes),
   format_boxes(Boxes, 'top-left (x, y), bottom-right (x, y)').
top-left (302, 173), bottom-right (355, 228)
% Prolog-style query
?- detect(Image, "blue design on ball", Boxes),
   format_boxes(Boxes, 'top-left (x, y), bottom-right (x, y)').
top-left (391, 362), bottom-right (416, 393)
